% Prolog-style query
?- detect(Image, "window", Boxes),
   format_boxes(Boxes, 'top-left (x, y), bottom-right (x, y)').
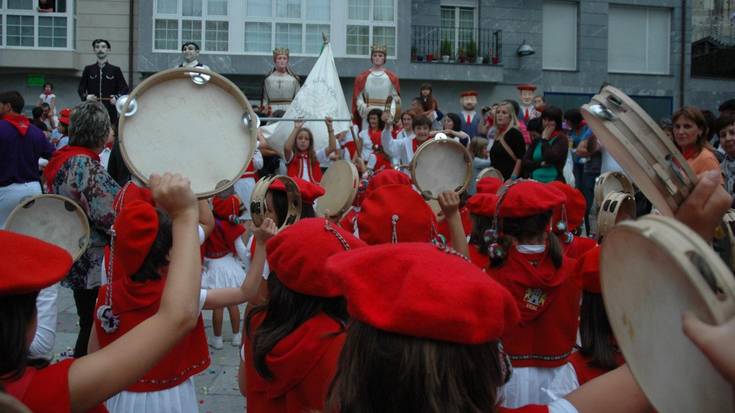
top-left (542, 1), bottom-right (577, 71)
top-left (1, 0), bottom-right (74, 49)
top-left (243, 0), bottom-right (330, 55)
top-left (346, 0), bottom-right (396, 56)
top-left (439, 5), bottom-right (475, 58)
top-left (608, 5), bottom-right (671, 74)
top-left (153, 0), bottom-right (229, 52)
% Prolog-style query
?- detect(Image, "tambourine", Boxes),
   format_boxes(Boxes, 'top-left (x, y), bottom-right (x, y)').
top-left (476, 167), bottom-right (505, 181)
top-left (249, 175), bottom-right (302, 230)
top-left (315, 160), bottom-right (359, 219)
top-left (0, 393), bottom-right (31, 413)
top-left (714, 210), bottom-right (735, 272)
top-left (410, 134), bottom-right (472, 199)
top-left (601, 215), bottom-right (735, 413)
top-left (593, 171), bottom-right (634, 208)
top-left (5, 194), bottom-right (90, 261)
top-left (581, 85), bottom-right (696, 216)
top-left (596, 191), bottom-right (636, 240)
top-left (117, 67), bottom-right (257, 198)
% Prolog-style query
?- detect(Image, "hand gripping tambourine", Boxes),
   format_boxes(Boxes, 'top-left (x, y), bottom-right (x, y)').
top-left (410, 134), bottom-right (472, 199)
top-left (596, 191), bottom-right (636, 240)
top-left (249, 175), bottom-right (302, 230)
top-left (477, 167), bottom-right (505, 181)
top-left (581, 85), bottom-right (696, 216)
top-left (315, 160), bottom-right (359, 219)
top-left (5, 194), bottom-right (90, 261)
top-left (601, 215), bottom-right (735, 413)
top-left (117, 67), bottom-right (257, 198)
top-left (593, 171), bottom-right (634, 208)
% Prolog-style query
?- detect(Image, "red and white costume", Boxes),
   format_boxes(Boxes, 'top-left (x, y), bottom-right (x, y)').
top-left (352, 68), bottom-right (400, 130)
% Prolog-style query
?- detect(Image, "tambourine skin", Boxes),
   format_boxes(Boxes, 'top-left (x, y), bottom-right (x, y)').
top-left (315, 160), bottom-right (359, 219)
top-left (715, 210), bottom-right (735, 273)
top-left (601, 215), bottom-right (735, 413)
top-left (593, 171), bottom-right (634, 208)
top-left (5, 194), bottom-right (91, 261)
top-left (410, 137), bottom-right (472, 199)
top-left (118, 67), bottom-right (257, 199)
top-left (595, 191), bottom-right (636, 240)
top-left (249, 175), bottom-right (302, 230)
top-left (476, 167), bottom-right (504, 181)
top-left (581, 85), bottom-right (696, 216)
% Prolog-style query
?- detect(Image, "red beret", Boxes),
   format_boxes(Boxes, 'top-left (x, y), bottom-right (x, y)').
top-left (0, 230), bottom-right (73, 294)
top-left (212, 195), bottom-right (241, 221)
top-left (577, 246), bottom-right (601, 293)
top-left (516, 83), bottom-right (537, 91)
top-left (476, 177), bottom-right (503, 194)
top-left (548, 182), bottom-right (586, 231)
top-left (114, 181), bottom-right (154, 215)
top-left (460, 90), bottom-right (479, 98)
top-left (366, 169), bottom-right (411, 194)
top-left (496, 181), bottom-right (566, 218)
top-left (109, 200), bottom-right (159, 281)
top-left (467, 193), bottom-right (498, 217)
top-left (58, 108), bottom-right (72, 126)
top-left (270, 176), bottom-right (325, 203)
top-left (267, 218), bottom-right (366, 297)
top-left (327, 243), bottom-right (520, 344)
top-left (357, 184), bottom-right (437, 245)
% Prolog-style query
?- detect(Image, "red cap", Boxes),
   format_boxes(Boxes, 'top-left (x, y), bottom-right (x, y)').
top-left (460, 90), bottom-right (479, 98)
top-left (467, 193), bottom-right (498, 217)
top-left (495, 181), bottom-right (566, 218)
top-left (548, 182), bottom-right (586, 232)
top-left (58, 108), bottom-right (71, 126)
top-left (366, 169), bottom-right (411, 194)
top-left (270, 176), bottom-right (325, 203)
top-left (516, 83), bottom-right (537, 91)
top-left (0, 230), bottom-right (73, 294)
top-left (109, 200), bottom-right (159, 281)
top-left (577, 246), bottom-right (601, 293)
top-left (328, 243), bottom-right (520, 344)
top-left (114, 182), bottom-right (154, 216)
top-left (267, 218), bottom-right (366, 297)
top-left (212, 195), bottom-right (241, 221)
top-left (476, 177), bottom-right (503, 194)
top-left (357, 184), bottom-right (437, 245)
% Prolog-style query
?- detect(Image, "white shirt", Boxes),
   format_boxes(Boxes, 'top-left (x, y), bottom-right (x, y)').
top-left (29, 283), bottom-right (59, 360)
top-left (381, 127), bottom-right (416, 169)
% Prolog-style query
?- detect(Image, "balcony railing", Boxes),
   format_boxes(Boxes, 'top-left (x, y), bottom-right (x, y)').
top-left (411, 25), bottom-right (502, 65)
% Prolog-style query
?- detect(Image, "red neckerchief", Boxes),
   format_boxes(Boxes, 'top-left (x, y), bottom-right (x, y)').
top-left (43, 145), bottom-right (100, 191)
top-left (412, 136), bottom-right (431, 153)
top-left (368, 128), bottom-right (382, 149)
top-left (204, 220), bottom-right (245, 258)
top-left (287, 151), bottom-right (322, 183)
top-left (2, 113), bottom-right (30, 136)
top-left (549, 129), bottom-right (561, 140)
top-left (681, 145), bottom-right (699, 160)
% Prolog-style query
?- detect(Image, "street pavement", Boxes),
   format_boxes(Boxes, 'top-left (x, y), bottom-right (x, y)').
top-left (52, 287), bottom-right (247, 412)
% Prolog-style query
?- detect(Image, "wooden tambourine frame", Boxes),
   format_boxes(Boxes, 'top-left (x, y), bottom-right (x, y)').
top-left (477, 167), bottom-right (505, 181)
top-left (601, 215), bottom-right (735, 413)
top-left (117, 67), bottom-right (257, 199)
top-left (596, 191), bottom-right (636, 240)
top-left (593, 171), bottom-right (634, 208)
top-left (410, 137), bottom-right (472, 199)
top-left (249, 175), bottom-right (302, 230)
top-left (581, 85), bottom-right (696, 216)
top-left (315, 160), bottom-right (359, 219)
top-left (5, 194), bottom-right (90, 261)
top-left (715, 210), bottom-right (735, 273)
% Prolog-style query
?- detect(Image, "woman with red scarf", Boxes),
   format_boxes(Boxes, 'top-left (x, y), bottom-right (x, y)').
top-left (283, 117), bottom-right (337, 183)
top-left (522, 106), bottom-right (569, 183)
top-left (672, 106), bottom-right (721, 175)
top-left (358, 108), bottom-right (392, 173)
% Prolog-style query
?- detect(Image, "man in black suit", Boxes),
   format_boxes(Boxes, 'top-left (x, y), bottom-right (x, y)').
top-left (77, 39), bottom-right (129, 129)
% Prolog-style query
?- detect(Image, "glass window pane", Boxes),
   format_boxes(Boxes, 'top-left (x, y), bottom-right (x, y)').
top-left (348, 0), bottom-right (369, 20)
top-left (182, 20), bottom-right (202, 45)
top-left (156, 0), bottom-right (177, 14)
top-left (208, 0), bottom-right (227, 15)
top-left (346, 24), bottom-right (369, 55)
top-left (542, 1), bottom-right (577, 70)
top-left (373, 26), bottom-right (395, 56)
top-left (608, 6), bottom-right (647, 72)
top-left (54, 0), bottom-right (68, 12)
top-left (440, 6), bottom-right (456, 49)
top-left (647, 8), bottom-right (671, 74)
top-left (457, 7), bottom-right (474, 48)
top-left (305, 0), bottom-right (330, 20)
top-left (275, 23), bottom-right (302, 53)
top-left (244, 22), bottom-right (272, 52)
top-left (246, 0), bottom-right (271, 17)
top-left (205, 20), bottom-right (228, 51)
top-left (276, 0), bottom-right (301, 18)
top-left (305, 24), bottom-right (329, 54)
top-left (182, 0), bottom-right (203, 16)
top-left (154, 19), bottom-right (179, 50)
top-left (8, 0), bottom-right (33, 10)
top-left (374, 0), bottom-right (394, 22)
top-left (7, 15), bottom-right (35, 47)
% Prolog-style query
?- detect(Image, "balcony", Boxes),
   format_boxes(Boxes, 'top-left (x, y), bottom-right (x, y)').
top-left (410, 25), bottom-right (502, 66)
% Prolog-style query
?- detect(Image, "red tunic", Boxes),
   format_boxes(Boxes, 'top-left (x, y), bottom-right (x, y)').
top-left (562, 235), bottom-right (597, 260)
top-left (368, 129), bottom-right (393, 172)
top-left (204, 220), bottom-right (245, 259)
top-left (351, 68), bottom-right (401, 129)
top-left (499, 406), bottom-right (549, 413)
top-left (569, 350), bottom-right (625, 386)
top-left (436, 206), bottom-right (472, 244)
top-left (287, 152), bottom-right (322, 183)
top-left (1, 359), bottom-right (108, 413)
top-left (487, 248), bottom-right (581, 368)
top-left (468, 244), bottom-right (489, 270)
top-left (245, 311), bottom-right (345, 413)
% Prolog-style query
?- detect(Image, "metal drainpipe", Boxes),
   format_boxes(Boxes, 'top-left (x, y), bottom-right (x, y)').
top-left (128, 0), bottom-right (135, 89)
top-left (679, 0), bottom-right (686, 107)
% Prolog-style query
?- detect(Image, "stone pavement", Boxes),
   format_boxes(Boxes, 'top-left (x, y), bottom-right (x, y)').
top-left (52, 287), bottom-right (247, 412)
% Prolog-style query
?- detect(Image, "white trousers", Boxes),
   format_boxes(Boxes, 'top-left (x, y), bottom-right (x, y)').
top-left (0, 181), bottom-right (42, 228)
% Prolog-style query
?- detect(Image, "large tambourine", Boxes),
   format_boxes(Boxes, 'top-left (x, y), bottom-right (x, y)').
top-left (601, 215), bottom-right (735, 413)
top-left (596, 191), bottom-right (636, 240)
top-left (315, 160), bottom-right (359, 219)
top-left (593, 171), bottom-right (634, 208)
top-left (410, 135), bottom-right (472, 199)
top-left (477, 167), bottom-right (505, 181)
top-left (5, 194), bottom-right (90, 261)
top-left (117, 67), bottom-right (257, 198)
top-left (249, 175), bottom-right (302, 230)
top-left (581, 85), bottom-right (696, 216)
top-left (715, 210), bottom-right (735, 272)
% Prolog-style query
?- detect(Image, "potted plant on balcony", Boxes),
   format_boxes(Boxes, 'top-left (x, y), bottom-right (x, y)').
top-left (411, 46), bottom-right (417, 62)
top-left (426, 52), bottom-right (434, 62)
top-left (466, 39), bottom-right (482, 64)
top-left (440, 39), bottom-right (452, 63)
top-left (458, 46), bottom-right (466, 63)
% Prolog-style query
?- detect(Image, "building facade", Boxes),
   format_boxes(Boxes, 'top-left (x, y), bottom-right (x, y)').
top-left (1, 0), bottom-right (733, 119)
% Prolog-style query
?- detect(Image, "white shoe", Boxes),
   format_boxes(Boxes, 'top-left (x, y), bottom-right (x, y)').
top-left (232, 332), bottom-right (242, 347)
top-left (210, 335), bottom-right (223, 350)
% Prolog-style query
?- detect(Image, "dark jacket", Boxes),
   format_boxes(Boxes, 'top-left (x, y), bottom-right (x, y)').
top-left (77, 62), bottom-right (129, 126)
top-left (522, 133), bottom-right (569, 182)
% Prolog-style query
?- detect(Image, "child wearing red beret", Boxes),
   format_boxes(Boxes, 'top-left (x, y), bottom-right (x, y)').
top-left (0, 173), bottom-right (206, 413)
top-left (242, 218), bottom-right (365, 413)
top-left (284, 118), bottom-right (338, 183)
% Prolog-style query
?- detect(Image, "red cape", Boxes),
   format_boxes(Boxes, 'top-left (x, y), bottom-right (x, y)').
top-left (352, 68), bottom-right (400, 129)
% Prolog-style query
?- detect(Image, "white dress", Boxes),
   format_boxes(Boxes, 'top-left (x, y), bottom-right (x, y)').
top-left (201, 236), bottom-right (249, 289)
top-left (500, 363), bottom-right (580, 408)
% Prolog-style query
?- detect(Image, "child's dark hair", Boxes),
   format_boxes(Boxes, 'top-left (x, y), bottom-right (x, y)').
top-left (0, 292), bottom-right (48, 381)
top-left (541, 106), bottom-right (564, 130)
top-left (413, 115), bottom-right (432, 129)
top-left (367, 108), bottom-right (385, 130)
top-left (130, 209), bottom-right (173, 282)
top-left (270, 188), bottom-right (316, 228)
top-left (578, 292), bottom-right (619, 370)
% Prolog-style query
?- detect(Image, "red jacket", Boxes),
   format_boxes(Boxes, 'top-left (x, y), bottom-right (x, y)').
top-left (569, 350), bottom-right (625, 385)
top-left (245, 311), bottom-right (346, 413)
top-left (499, 406), bottom-right (549, 413)
top-left (562, 235), bottom-right (597, 260)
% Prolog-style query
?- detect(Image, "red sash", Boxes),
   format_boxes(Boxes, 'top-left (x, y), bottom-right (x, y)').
top-left (2, 113), bottom-right (30, 136)
top-left (43, 145), bottom-right (100, 191)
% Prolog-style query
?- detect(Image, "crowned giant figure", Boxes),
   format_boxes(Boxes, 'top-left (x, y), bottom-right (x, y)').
top-left (260, 48), bottom-right (301, 116)
top-left (352, 44), bottom-right (400, 130)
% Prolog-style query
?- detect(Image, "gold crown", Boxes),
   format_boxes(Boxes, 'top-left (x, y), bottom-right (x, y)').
top-left (370, 44), bottom-right (387, 54)
top-left (273, 48), bottom-right (290, 57)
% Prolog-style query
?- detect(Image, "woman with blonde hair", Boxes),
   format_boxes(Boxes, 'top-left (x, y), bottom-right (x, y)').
top-left (488, 101), bottom-right (526, 180)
